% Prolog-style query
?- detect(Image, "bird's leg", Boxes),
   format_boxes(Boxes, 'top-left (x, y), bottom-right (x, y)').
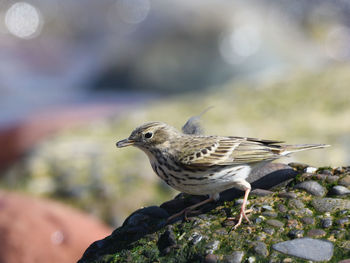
top-left (233, 188), bottom-right (251, 229)
top-left (167, 196), bottom-right (215, 223)
top-left (227, 180), bottom-right (252, 229)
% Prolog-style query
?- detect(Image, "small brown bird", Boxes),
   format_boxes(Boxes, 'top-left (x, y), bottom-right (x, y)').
top-left (117, 121), bottom-right (329, 228)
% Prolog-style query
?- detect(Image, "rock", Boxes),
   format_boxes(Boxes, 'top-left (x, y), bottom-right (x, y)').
top-left (250, 189), bottom-right (273, 196)
top-left (262, 211), bottom-right (278, 218)
top-left (204, 254), bottom-right (218, 263)
top-left (306, 229), bottom-right (326, 237)
top-left (312, 198), bottom-right (350, 213)
top-left (301, 217), bottom-right (315, 225)
top-left (262, 205), bottom-right (273, 211)
top-left (223, 251), bottom-right (244, 263)
top-left (288, 199), bottom-right (305, 209)
top-left (335, 217), bottom-right (349, 226)
top-left (329, 186), bottom-right (350, 196)
top-left (321, 218), bottom-right (333, 228)
top-left (287, 229), bottom-right (304, 239)
top-left (339, 175), bottom-right (350, 187)
top-left (338, 259), bottom-right (350, 263)
top-left (305, 167), bottom-right (317, 173)
top-left (253, 242), bottom-right (268, 257)
top-left (266, 219), bottom-right (284, 228)
top-left (206, 240), bottom-right (220, 254)
top-left (326, 175), bottom-right (339, 183)
top-left (278, 192), bottom-right (297, 199)
top-left (272, 238), bottom-right (334, 261)
top-left (157, 226), bottom-right (176, 255)
top-left (277, 204), bottom-right (288, 213)
top-left (263, 228), bottom-right (275, 235)
top-left (189, 232), bottom-right (203, 245)
top-left (294, 181), bottom-right (326, 196)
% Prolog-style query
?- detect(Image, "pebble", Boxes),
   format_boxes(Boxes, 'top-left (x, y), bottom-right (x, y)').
top-left (301, 216), bottom-right (315, 225)
top-left (266, 219), bottom-right (284, 228)
top-left (189, 232), bottom-right (203, 245)
top-left (250, 189), bottom-right (273, 196)
top-left (319, 169), bottom-right (333, 176)
top-left (321, 218), bottom-right (333, 228)
top-left (307, 229), bottom-right (326, 237)
top-left (253, 242), bottom-right (268, 257)
top-left (253, 217), bottom-right (263, 224)
top-left (287, 229), bottom-right (304, 238)
top-left (339, 175), bottom-right (350, 187)
top-left (326, 175), bottom-right (339, 183)
top-left (262, 205), bottom-right (273, 211)
top-left (272, 238), bottom-right (334, 261)
top-left (206, 240), bottom-right (220, 254)
top-left (334, 167), bottom-right (345, 174)
top-left (305, 166), bottom-right (317, 173)
top-left (329, 185), bottom-right (350, 196)
top-left (314, 173), bottom-right (327, 181)
top-left (278, 192), bottom-right (297, 199)
top-left (294, 180), bottom-right (326, 196)
top-left (223, 251), bottom-right (244, 263)
top-left (277, 204), bottom-right (288, 213)
top-left (335, 217), bottom-right (349, 226)
top-left (288, 199), bottom-right (305, 209)
top-left (312, 198), bottom-right (350, 213)
top-left (204, 254), bottom-right (217, 263)
top-left (263, 227), bottom-right (275, 235)
top-left (262, 211), bottom-right (278, 218)
top-left (157, 226), bottom-right (176, 254)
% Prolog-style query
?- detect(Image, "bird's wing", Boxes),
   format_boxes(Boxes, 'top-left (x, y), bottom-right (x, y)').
top-left (178, 136), bottom-right (284, 167)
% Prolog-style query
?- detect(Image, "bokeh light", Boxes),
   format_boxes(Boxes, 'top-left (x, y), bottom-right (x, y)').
top-left (4, 2), bottom-right (43, 39)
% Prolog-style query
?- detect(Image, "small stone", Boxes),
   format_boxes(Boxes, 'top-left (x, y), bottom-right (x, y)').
top-left (247, 256), bottom-right (256, 263)
top-left (262, 205), bottom-right (273, 211)
top-left (266, 219), bottom-right (284, 228)
top-left (235, 199), bottom-right (249, 206)
top-left (278, 192), bottom-right (297, 199)
top-left (204, 254), bottom-right (218, 263)
top-left (338, 259), bottom-right (350, 263)
top-left (262, 211), bottom-right (278, 218)
top-left (335, 217), bottom-right (349, 226)
top-left (263, 227), bottom-right (275, 235)
top-left (206, 240), bottom-right (220, 254)
top-left (157, 226), bottom-right (176, 254)
top-left (339, 175), bottom-right (350, 187)
top-left (294, 181), bottom-right (326, 196)
top-left (277, 204), bottom-right (288, 213)
top-left (301, 217), bottom-right (315, 225)
top-left (223, 251), bottom-right (244, 263)
top-left (283, 258), bottom-right (293, 263)
top-left (272, 238), bottom-right (334, 261)
top-left (189, 232), bottom-right (203, 245)
top-left (326, 175), bottom-right (339, 183)
top-left (253, 242), bottom-right (268, 257)
top-left (288, 199), bottom-right (305, 209)
top-left (314, 173), bottom-right (327, 180)
top-left (334, 167), bottom-right (345, 174)
top-left (288, 229), bottom-right (304, 238)
top-left (312, 198), bottom-right (350, 213)
top-left (305, 166), bottom-right (317, 173)
top-left (321, 218), bottom-right (333, 228)
top-left (251, 189), bottom-right (273, 196)
top-left (307, 229), bottom-right (326, 237)
top-left (253, 217), bottom-right (263, 224)
top-left (288, 162), bottom-right (309, 170)
top-left (319, 169), bottom-right (333, 176)
top-left (329, 185), bottom-right (350, 196)
top-left (286, 219), bottom-right (299, 228)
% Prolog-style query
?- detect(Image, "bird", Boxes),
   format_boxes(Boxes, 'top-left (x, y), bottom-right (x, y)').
top-left (116, 121), bottom-right (329, 228)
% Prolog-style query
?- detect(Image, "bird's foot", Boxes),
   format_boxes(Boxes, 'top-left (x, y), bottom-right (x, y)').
top-left (227, 208), bottom-right (253, 229)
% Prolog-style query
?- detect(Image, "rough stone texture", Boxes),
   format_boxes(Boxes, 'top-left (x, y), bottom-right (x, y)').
top-left (307, 229), bottom-right (326, 237)
top-left (312, 198), bottom-right (350, 213)
top-left (339, 175), bottom-right (350, 187)
top-left (253, 242), bottom-right (268, 257)
top-left (223, 251), bottom-right (244, 263)
top-left (266, 219), bottom-right (284, 228)
top-left (329, 185), bottom-right (350, 196)
top-left (0, 191), bottom-right (111, 263)
top-left (272, 238), bottom-right (334, 261)
top-left (294, 180), bottom-right (326, 196)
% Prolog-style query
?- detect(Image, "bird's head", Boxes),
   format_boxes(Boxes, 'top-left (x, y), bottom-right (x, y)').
top-left (116, 121), bottom-right (180, 151)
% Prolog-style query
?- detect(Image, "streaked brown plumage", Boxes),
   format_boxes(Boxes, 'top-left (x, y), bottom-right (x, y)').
top-left (117, 121), bottom-right (329, 228)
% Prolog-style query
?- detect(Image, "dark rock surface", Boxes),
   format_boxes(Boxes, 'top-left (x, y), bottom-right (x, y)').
top-left (79, 164), bottom-right (350, 263)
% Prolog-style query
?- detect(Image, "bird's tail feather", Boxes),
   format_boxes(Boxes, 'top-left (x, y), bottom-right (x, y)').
top-left (280, 144), bottom-right (330, 156)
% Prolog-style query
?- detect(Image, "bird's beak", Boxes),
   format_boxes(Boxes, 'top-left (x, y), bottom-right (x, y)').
top-left (116, 138), bottom-right (134, 148)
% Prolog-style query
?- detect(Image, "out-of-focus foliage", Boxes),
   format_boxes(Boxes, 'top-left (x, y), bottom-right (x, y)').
top-left (2, 65), bottom-right (349, 226)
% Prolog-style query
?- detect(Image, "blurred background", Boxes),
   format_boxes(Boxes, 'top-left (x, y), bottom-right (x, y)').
top-left (1, 0), bottom-right (350, 261)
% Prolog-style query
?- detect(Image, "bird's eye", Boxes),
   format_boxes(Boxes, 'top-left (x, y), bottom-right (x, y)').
top-left (144, 132), bottom-right (153, 139)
